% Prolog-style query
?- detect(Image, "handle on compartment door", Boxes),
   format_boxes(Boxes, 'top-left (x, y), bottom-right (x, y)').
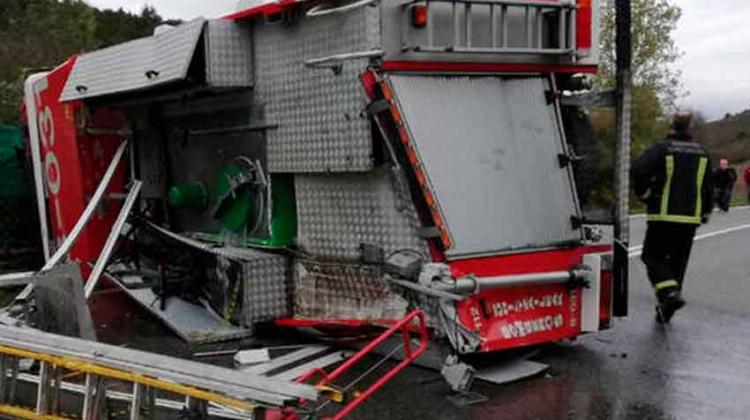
top-left (304, 49), bottom-right (384, 73)
top-left (306, 0), bottom-right (378, 18)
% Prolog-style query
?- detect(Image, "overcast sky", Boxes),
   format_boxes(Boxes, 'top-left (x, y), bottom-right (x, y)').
top-left (85, 0), bottom-right (749, 121)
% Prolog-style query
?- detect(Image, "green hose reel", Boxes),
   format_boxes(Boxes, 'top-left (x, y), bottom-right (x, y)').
top-left (167, 160), bottom-right (296, 247)
top-left (213, 164), bottom-right (253, 232)
top-left (167, 182), bottom-right (208, 210)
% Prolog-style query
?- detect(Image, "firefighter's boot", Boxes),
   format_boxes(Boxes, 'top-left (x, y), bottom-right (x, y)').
top-left (656, 290), bottom-right (686, 324)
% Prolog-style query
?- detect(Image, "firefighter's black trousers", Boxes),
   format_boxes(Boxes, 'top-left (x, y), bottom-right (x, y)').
top-left (641, 221), bottom-right (698, 299)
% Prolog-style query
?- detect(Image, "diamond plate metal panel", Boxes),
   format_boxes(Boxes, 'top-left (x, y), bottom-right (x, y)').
top-left (61, 19), bottom-right (205, 101)
top-left (295, 168), bottom-right (427, 260)
top-left (205, 20), bottom-right (253, 87)
top-left (254, 7), bottom-right (380, 173)
top-left (152, 19), bottom-right (206, 83)
top-left (241, 251), bottom-right (291, 326)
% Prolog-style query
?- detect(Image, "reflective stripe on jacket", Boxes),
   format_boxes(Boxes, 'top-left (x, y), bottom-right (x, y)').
top-left (631, 134), bottom-right (713, 224)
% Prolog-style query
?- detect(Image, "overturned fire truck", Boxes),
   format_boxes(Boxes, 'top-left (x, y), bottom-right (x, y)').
top-left (22, 0), bottom-right (625, 362)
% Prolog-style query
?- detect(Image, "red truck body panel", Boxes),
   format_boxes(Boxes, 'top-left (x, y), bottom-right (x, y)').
top-left (30, 59), bottom-right (126, 269)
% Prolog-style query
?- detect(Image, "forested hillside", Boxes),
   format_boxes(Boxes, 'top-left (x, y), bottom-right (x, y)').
top-left (694, 111), bottom-right (750, 165)
top-left (0, 0), bottom-right (166, 124)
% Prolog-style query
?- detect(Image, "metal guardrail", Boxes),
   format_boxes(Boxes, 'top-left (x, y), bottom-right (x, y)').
top-left (402, 0), bottom-right (577, 55)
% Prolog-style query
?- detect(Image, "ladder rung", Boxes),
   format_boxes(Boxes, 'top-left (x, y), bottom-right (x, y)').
top-left (0, 356), bottom-right (7, 404)
top-left (36, 361), bottom-right (50, 415)
top-left (83, 374), bottom-right (109, 420)
top-left (452, 1), bottom-right (460, 47)
top-left (8, 358), bottom-right (18, 403)
top-left (490, 5), bottom-right (497, 48)
top-left (569, 6), bottom-right (577, 50)
top-left (186, 396), bottom-right (209, 418)
top-left (525, 5), bottom-right (532, 48)
top-left (501, 5), bottom-right (508, 48)
top-left (464, 2), bottom-right (472, 48)
top-left (426, 1), bottom-right (433, 47)
top-left (536, 8), bottom-right (543, 49)
top-left (130, 382), bottom-right (144, 420)
top-left (559, 8), bottom-right (567, 49)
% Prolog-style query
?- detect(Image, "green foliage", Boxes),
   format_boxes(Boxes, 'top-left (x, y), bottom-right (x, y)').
top-left (587, 1), bottom-right (681, 209)
top-left (93, 6), bottom-right (163, 49)
top-left (593, 0), bottom-right (683, 152)
top-left (0, 78), bottom-right (24, 125)
top-left (0, 1), bottom-right (163, 124)
top-left (597, 0), bottom-right (682, 109)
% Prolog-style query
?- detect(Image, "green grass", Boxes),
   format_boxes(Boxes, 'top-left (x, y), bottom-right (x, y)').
top-left (729, 194), bottom-right (748, 208)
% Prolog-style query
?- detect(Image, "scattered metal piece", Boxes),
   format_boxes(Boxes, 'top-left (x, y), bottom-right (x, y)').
top-left (197, 344), bottom-right (320, 361)
top-left (85, 180), bottom-right (143, 299)
top-left (474, 360), bottom-right (549, 385)
top-left (120, 275), bottom-right (145, 287)
top-left (12, 140), bottom-right (129, 303)
top-left (441, 355), bottom-right (475, 393)
top-left (270, 351), bottom-right (348, 381)
top-left (0, 313), bottom-right (20, 327)
top-left (32, 263), bottom-right (97, 341)
top-left (242, 346), bottom-right (328, 375)
top-left (113, 280), bottom-right (253, 345)
top-left (0, 272), bottom-right (34, 288)
top-left (144, 220), bottom-right (278, 261)
top-left (446, 391), bottom-right (488, 407)
top-left (437, 301), bottom-right (482, 354)
top-left (43, 140), bottom-right (129, 272)
top-left (234, 349), bottom-right (270, 367)
top-left (194, 350), bottom-right (239, 358)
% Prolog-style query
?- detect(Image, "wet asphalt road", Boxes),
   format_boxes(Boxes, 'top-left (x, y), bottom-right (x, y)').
top-left (40, 208), bottom-right (750, 420)
top-left (354, 207), bottom-right (750, 420)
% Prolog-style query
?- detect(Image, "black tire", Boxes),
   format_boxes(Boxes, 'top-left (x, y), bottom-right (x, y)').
top-left (561, 106), bottom-right (601, 207)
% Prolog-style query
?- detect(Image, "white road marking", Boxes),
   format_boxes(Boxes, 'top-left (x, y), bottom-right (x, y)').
top-left (629, 205), bottom-right (750, 220)
top-left (628, 222), bottom-right (750, 258)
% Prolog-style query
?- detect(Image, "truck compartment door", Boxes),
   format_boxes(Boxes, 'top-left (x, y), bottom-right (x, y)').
top-left (60, 19), bottom-right (253, 102)
top-left (384, 75), bottom-right (582, 259)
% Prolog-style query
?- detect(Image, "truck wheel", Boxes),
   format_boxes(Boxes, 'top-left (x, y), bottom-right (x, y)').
top-left (561, 106), bottom-right (600, 207)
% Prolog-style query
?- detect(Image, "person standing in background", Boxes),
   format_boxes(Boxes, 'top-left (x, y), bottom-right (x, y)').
top-left (743, 165), bottom-right (750, 204)
top-left (713, 159), bottom-right (737, 211)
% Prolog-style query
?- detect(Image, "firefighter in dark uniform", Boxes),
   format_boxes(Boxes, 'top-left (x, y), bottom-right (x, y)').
top-left (631, 112), bottom-right (713, 323)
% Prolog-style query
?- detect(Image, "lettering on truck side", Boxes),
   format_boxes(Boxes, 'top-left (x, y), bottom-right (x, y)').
top-left (470, 306), bottom-right (482, 331)
top-left (491, 293), bottom-right (565, 317)
top-left (500, 315), bottom-right (565, 339)
top-left (33, 78), bottom-right (64, 238)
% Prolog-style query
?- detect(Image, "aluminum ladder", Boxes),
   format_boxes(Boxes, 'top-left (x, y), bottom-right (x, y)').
top-left (402, 0), bottom-right (578, 55)
top-left (0, 325), bottom-right (318, 420)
